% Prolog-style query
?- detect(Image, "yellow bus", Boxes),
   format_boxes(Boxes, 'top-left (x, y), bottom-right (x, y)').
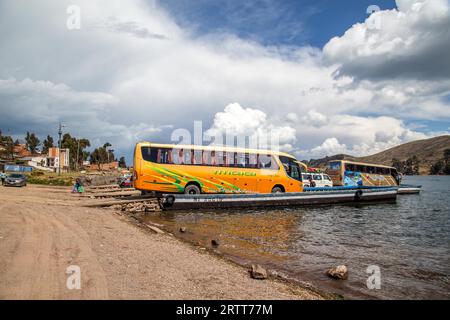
top-left (325, 160), bottom-right (401, 187)
top-left (133, 142), bottom-right (304, 194)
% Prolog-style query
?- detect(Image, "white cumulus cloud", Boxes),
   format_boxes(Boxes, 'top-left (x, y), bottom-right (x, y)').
top-left (324, 0), bottom-right (450, 81)
top-left (205, 103), bottom-right (297, 150)
top-left (0, 0), bottom-right (448, 162)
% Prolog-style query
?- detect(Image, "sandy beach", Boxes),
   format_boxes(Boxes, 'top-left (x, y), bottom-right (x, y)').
top-left (0, 184), bottom-right (322, 300)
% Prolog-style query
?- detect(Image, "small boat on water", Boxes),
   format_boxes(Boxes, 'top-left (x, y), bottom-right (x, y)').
top-left (398, 184), bottom-right (422, 194)
top-left (161, 186), bottom-right (398, 210)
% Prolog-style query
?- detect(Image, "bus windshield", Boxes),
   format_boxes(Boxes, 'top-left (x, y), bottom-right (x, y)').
top-left (328, 161), bottom-right (341, 171)
top-left (280, 156), bottom-right (302, 181)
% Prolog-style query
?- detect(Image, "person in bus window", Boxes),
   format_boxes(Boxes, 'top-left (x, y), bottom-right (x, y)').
top-left (210, 151), bottom-right (216, 166)
top-left (167, 149), bottom-right (172, 164)
top-left (178, 149), bottom-right (184, 165)
top-left (157, 149), bottom-right (162, 163)
top-left (222, 153), bottom-right (227, 167)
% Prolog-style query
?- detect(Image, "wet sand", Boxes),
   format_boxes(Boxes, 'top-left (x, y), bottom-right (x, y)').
top-left (0, 184), bottom-right (322, 300)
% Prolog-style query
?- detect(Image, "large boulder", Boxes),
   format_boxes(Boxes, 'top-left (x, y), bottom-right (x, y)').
top-left (77, 174), bottom-right (118, 186)
top-left (326, 265), bottom-right (348, 280)
top-left (250, 264), bottom-right (268, 280)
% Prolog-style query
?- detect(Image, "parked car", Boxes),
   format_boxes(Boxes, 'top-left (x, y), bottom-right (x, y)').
top-left (302, 173), bottom-right (333, 188)
top-left (4, 173), bottom-right (27, 187)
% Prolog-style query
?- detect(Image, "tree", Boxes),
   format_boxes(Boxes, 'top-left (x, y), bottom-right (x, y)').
top-left (444, 149), bottom-right (450, 163)
top-left (90, 143), bottom-right (115, 166)
top-left (392, 158), bottom-right (403, 173)
top-left (411, 155), bottom-right (420, 175)
top-left (0, 131), bottom-right (14, 160)
top-left (61, 133), bottom-right (91, 170)
top-left (25, 131), bottom-right (40, 154)
top-left (402, 156), bottom-right (420, 175)
top-left (443, 149), bottom-right (450, 175)
top-left (42, 135), bottom-right (54, 154)
top-left (430, 160), bottom-right (444, 175)
top-left (119, 156), bottom-right (127, 168)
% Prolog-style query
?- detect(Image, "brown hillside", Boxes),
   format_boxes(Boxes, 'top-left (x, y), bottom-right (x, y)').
top-left (357, 135), bottom-right (450, 168)
top-left (306, 135), bottom-right (450, 175)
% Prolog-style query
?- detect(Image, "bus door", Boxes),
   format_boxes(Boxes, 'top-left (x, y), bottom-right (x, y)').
top-left (279, 156), bottom-right (303, 192)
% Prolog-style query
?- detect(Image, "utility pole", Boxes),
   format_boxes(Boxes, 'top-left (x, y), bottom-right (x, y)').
top-left (75, 129), bottom-right (80, 172)
top-left (76, 139), bottom-right (80, 172)
top-left (57, 122), bottom-right (66, 175)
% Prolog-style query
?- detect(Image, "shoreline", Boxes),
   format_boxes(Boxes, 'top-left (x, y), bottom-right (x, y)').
top-left (129, 212), bottom-right (335, 300)
top-left (0, 184), bottom-right (325, 300)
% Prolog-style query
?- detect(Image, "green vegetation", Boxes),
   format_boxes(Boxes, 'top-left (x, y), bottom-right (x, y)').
top-left (42, 135), bottom-right (54, 154)
top-left (0, 129), bottom-right (14, 160)
top-left (25, 132), bottom-right (40, 154)
top-left (391, 155), bottom-right (420, 175)
top-left (61, 133), bottom-right (91, 170)
top-left (25, 171), bottom-right (76, 186)
top-left (119, 156), bottom-right (127, 168)
top-left (429, 148), bottom-right (450, 175)
top-left (90, 142), bottom-right (116, 166)
top-left (1, 128), bottom-right (129, 171)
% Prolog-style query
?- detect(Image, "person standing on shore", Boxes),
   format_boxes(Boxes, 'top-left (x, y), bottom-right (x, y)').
top-left (0, 171), bottom-right (6, 185)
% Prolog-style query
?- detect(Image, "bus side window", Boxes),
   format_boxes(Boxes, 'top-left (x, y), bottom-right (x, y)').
top-left (271, 156), bottom-right (279, 170)
top-left (249, 153), bottom-right (258, 168)
top-left (218, 151), bottom-right (226, 167)
top-left (259, 155), bottom-right (271, 169)
top-left (158, 148), bottom-right (171, 164)
top-left (226, 152), bottom-right (235, 167)
top-left (184, 149), bottom-right (191, 165)
top-left (210, 151), bottom-right (217, 166)
top-left (236, 153), bottom-right (245, 168)
top-left (202, 151), bottom-right (211, 166)
top-left (172, 149), bottom-right (180, 165)
top-left (193, 150), bottom-right (202, 165)
top-left (142, 147), bottom-right (158, 163)
top-left (245, 154), bottom-right (251, 168)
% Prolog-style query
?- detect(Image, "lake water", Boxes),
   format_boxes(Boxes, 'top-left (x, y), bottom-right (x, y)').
top-left (142, 176), bottom-right (450, 300)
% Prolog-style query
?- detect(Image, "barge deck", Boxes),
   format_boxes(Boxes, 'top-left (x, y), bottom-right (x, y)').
top-left (162, 186), bottom-right (398, 210)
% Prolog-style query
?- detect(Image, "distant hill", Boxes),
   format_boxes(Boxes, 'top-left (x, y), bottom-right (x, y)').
top-left (305, 135), bottom-right (450, 175)
top-left (306, 154), bottom-right (356, 168)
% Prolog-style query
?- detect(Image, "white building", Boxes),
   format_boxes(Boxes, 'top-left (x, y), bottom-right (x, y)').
top-left (18, 156), bottom-right (53, 172)
top-left (47, 147), bottom-right (70, 172)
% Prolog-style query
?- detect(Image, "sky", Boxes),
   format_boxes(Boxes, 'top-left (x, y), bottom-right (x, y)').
top-left (0, 0), bottom-right (449, 164)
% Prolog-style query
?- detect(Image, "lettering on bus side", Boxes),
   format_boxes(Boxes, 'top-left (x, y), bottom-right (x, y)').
top-left (214, 170), bottom-right (257, 177)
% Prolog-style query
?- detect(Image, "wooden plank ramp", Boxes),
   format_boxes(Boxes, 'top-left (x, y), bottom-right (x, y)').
top-left (79, 190), bottom-right (141, 198)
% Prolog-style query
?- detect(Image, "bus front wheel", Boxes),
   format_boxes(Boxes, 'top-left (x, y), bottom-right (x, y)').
top-left (184, 184), bottom-right (201, 195)
top-left (271, 186), bottom-right (284, 193)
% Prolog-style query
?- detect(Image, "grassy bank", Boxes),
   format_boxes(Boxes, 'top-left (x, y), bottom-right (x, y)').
top-left (25, 171), bottom-right (77, 186)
